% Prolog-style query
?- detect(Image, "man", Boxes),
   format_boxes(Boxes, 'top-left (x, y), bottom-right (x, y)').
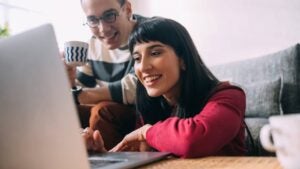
top-left (67, 0), bottom-right (145, 150)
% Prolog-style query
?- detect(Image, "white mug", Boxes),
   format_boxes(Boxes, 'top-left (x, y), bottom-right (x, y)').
top-left (260, 114), bottom-right (300, 169)
top-left (64, 41), bottom-right (89, 66)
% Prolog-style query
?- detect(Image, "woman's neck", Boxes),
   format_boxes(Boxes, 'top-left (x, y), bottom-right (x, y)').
top-left (163, 80), bottom-right (181, 107)
top-left (165, 97), bottom-right (178, 107)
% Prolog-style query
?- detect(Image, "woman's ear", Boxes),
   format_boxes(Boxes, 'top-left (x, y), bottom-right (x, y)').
top-left (180, 59), bottom-right (186, 70)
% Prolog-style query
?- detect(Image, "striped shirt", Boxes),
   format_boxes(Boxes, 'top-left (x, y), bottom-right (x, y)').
top-left (76, 15), bottom-right (145, 105)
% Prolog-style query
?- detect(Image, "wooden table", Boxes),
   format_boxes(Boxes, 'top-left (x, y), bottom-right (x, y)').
top-left (139, 156), bottom-right (282, 169)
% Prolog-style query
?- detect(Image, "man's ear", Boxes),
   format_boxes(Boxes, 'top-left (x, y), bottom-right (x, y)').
top-left (124, 1), bottom-right (133, 20)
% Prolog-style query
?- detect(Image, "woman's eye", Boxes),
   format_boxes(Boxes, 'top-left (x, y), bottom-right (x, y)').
top-left (133, 56), bottom-right (140, 62)
top-left (151, 50), bottom-right (161, 56)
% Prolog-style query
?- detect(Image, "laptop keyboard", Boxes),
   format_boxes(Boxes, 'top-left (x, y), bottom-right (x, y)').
top-left (89, 158), bottom-right (126, 168)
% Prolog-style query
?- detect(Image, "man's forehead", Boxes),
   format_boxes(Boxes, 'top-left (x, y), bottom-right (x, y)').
top-left (82, 0), bottom-right (121, 16)
top-left (81, 0), bottom-right (121, 6)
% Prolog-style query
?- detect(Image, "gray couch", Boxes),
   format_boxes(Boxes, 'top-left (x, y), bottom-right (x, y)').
top-left (209, 43), bottom-right (300, 156)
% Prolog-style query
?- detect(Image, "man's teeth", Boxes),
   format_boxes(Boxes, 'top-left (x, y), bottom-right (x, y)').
top-left (102, 32), bottom-right (116, 39)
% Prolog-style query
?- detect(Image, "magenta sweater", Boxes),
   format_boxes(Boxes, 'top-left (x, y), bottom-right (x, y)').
top-left (145, 82), bottom-right (246, 158)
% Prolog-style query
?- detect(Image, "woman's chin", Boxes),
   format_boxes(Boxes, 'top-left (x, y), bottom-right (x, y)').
top-left (146, 89), bottom-right (162, 97)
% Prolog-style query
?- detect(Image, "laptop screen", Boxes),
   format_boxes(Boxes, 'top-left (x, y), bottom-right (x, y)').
top-left (0, 24), bottom-right (171, 169)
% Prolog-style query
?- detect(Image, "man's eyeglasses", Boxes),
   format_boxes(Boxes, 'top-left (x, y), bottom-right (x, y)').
top-left (85, 11), bottom-right (119, 28)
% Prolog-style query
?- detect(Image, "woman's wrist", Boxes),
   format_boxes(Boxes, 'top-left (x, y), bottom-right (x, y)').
top-left (142, 124), bottom-right (152, 140)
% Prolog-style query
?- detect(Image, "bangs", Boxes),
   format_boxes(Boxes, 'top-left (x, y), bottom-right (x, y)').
top-left (129, 17), bottom-right (180, 54)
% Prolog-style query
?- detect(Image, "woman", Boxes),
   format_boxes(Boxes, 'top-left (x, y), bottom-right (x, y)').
top-left (83, 17), bottom-right (246, 158)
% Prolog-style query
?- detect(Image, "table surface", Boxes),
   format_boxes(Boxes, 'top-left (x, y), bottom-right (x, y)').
top-left (138, 156), bottom-right (282, 169)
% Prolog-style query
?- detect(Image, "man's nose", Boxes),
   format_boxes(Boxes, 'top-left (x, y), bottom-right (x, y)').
top-left (97, 21), bottom-right (111, 33)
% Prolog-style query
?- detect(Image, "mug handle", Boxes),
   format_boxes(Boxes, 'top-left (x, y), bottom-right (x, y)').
top-left (260, 124), bottom-right (276, 152)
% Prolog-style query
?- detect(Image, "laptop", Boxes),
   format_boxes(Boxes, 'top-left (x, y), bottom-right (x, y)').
top-left (0, 24), bottom-right (170, 169)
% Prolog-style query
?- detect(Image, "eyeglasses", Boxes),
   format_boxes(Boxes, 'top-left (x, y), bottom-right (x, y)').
top-left (85, 11), bottom-right (119, 28)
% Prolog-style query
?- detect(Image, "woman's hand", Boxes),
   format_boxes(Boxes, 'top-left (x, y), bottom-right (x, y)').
top-left (110, 124), bottom-right (152, 152)
top-left (81, 127), bottom-right (107, 152)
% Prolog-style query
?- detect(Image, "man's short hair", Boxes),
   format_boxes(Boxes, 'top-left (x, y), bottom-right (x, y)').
top-left (80, 0), bottom-right (126, 6)
top-left (118, 0), bottom-right (125, 6)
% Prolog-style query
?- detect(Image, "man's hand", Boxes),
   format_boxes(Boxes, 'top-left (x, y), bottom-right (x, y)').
top-left (60, 51), bottom-right (76, 87)
top-left (110, 124), bottom-right (152, 152)
top-left (81, 127), bottom-right (107, 152)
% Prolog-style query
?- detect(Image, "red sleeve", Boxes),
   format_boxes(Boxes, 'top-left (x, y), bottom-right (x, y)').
top-left (145, 87), bottom-right (246, 158)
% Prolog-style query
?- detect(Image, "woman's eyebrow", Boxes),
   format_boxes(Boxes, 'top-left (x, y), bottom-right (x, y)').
top-left (148, 44), bottom-right (164, 50)
top-left (133, 44), bottom-right (164, 55)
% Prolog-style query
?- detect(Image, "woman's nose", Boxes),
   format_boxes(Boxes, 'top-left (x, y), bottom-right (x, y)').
top-left (139, 58), bottom-right (152, 71)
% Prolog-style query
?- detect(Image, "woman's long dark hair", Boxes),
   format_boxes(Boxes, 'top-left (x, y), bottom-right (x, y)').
top-left (129, 17), bottom-right (219, 124)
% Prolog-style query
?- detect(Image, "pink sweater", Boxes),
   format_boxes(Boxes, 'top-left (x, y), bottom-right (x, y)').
top-left (145, 82), bottom-right (246, 158)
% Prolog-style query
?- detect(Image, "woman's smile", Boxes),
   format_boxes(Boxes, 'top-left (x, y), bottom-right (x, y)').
top-left (143, 74), bottom-right (162, 86)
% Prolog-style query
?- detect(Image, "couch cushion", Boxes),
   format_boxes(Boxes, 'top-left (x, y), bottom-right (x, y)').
top-left (210, 43), bottom-right (300, 114)
top-left (209, 44), bottom-right (300, 156)
top-left (242, 78), bottom-right (282, 118)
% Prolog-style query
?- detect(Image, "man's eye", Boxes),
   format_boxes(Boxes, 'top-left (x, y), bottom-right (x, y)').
top-left (88, 18), bottom-right (98, 23)
top-left (103, 12), bottom-right (116, 22)
top-left (104, 12), bottom-right (114, 18)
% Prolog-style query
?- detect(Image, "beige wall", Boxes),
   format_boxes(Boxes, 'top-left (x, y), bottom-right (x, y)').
top-left (131, 0), bottom-right (300, 66)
